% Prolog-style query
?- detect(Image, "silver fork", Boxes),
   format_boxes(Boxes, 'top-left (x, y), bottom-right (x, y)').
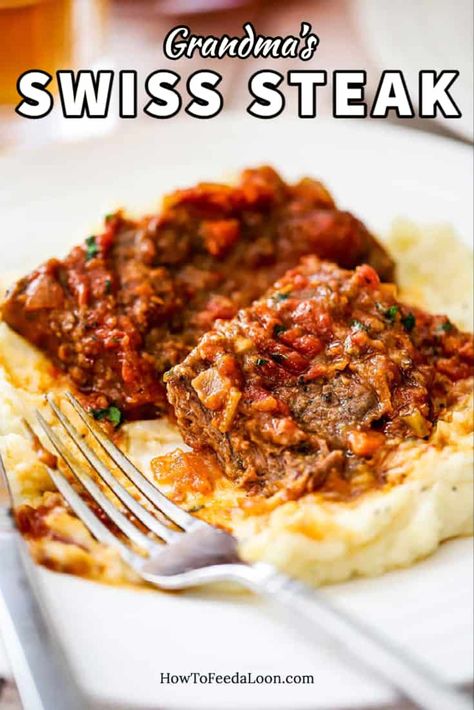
top-left (33, 392), bottom-right (470, 710)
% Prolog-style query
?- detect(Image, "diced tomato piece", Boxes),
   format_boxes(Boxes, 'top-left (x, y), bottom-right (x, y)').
top-left (347, 430), bottom-right (385, 456)
top-left (200, 219), bottom-right (240, 257)
top-left (355, 264), bottom-right (380, 287)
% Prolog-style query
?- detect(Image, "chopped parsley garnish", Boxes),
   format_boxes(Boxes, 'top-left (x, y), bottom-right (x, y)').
top-left (105, 212), bottom-right (116, 223)
top-left (401, 312), bottom-right (416, 332)
top-left (104, 278), bottom-right (112, 294)
top-left (351, 319), bottom-right (368, 332)
top-left (439, 320), bottom-right (454, 333)
top-left (273, 324), bottom-right (288, 337)
top-left (187, 504), bottom-right (205, 513)
top-left (274, 292), bottom-right (290, 302)
top-left (85, 235), bottom-right (99, 261)
top-left (255, 358), bottom-right (268, 366)
top-left (384, 305), bottom-right (399, 322)
top-left (91, 405), bottom-right (123, 428)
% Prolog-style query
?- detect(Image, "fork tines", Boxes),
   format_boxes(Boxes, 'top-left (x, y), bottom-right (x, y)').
top-left (34, 393), bottom-right (207, 565)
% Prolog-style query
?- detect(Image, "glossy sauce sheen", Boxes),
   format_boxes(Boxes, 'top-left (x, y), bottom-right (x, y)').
top-left (2, 167), bottom-right (393, 419)
top-left (166, 257), bottom-right (474, 500)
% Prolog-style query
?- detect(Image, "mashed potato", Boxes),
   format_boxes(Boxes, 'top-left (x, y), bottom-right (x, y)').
top-left (0, 223), bottom-right (472, 586)
top-left (387, 219), bottom-right (473, 331)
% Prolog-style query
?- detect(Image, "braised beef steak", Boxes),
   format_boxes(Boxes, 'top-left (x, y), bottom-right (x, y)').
top-left (166, 257), bottom-right (474, 499)
top-left (2, 167), bottom-right (394, 418)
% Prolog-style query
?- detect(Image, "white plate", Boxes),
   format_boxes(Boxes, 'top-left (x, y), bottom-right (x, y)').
top-left (0, 117), bottom-right (472, 709)
top-left (356, 0), bottom-right (474, 141)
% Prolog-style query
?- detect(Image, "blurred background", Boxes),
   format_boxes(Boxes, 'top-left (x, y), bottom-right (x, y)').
top-left (0, 0), bottom-right (472, 150)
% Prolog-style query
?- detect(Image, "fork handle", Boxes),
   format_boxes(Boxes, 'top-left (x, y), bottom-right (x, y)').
top-left (244, 563), bottom-right (471, 710)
